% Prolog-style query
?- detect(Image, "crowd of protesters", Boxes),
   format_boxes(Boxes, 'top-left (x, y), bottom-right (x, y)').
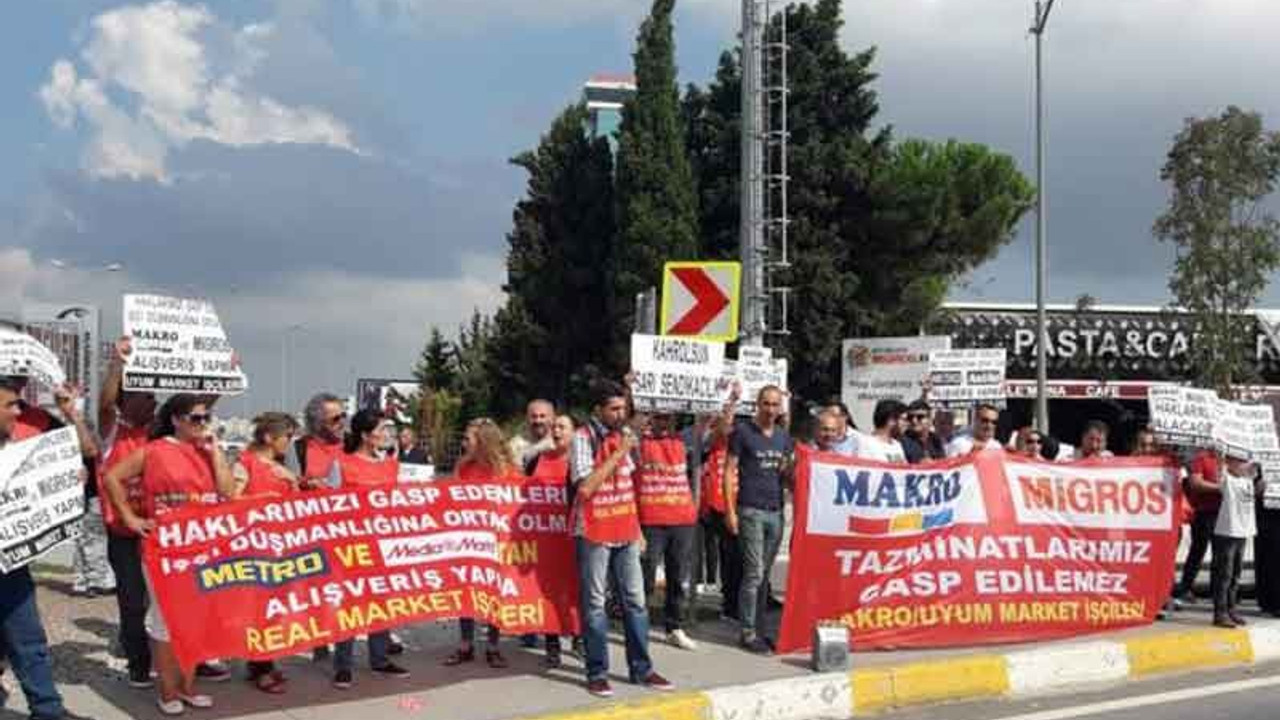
top-left (3, 341), bottom-right (1280, 718)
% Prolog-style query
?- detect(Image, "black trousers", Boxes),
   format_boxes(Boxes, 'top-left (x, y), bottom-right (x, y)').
top-left (106, 534), bottom-right (150, 675)
top-left (1211, 535), bottom-right (1246, 617)
top-left (1256, 507), bottom-right (1280, 614)
top-left (1179, 509), bottom-right (1218, 596)
top-left (641, 525), bottom-right (696, 632)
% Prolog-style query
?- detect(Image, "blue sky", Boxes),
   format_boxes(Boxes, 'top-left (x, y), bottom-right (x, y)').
top-left (2, 0), bottom-right (1279, 413)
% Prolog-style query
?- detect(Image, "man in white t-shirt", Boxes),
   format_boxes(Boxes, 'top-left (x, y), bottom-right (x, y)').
top-left (853, 399), bottom-right (907, 464)
top-left (945, 404), bottom-right (1004, 458)
top-left (1212, 455), bottom-right (1260, 628)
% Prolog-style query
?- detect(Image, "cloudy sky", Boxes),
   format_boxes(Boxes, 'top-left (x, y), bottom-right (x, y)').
top-left (2, 0), bottom-right (1278, 414)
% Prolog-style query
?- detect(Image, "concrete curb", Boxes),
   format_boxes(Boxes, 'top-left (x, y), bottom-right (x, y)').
top-left (511, 620), bottom-right (1280, 720)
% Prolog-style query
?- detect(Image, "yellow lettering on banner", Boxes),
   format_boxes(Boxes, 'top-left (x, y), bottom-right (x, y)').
top-left (498, 540), bottom-right (538, 565)
top-left (333, 544), bottom-right (374, 568)
top-left (1086, 600), bottom-right (1146, 624)
top-left (337, 591), bottom-right (465, 632)
top-left (470, 589), bottom-right (546, 627)
top-left (998, 601), bottom-right (1081, 624)
top-left (245, 617), bottom-right (331, 653)
top-left (840, 603), bottom-right (994, 632)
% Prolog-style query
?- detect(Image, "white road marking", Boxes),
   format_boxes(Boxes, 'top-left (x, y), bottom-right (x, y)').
top-left (988, 675), bottom-right (1280, 720)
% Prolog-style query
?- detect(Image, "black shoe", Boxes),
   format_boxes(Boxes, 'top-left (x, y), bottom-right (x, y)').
top-left (741, 636), bottom-right (773, 655)
top-left (387, 639), bottom-right (405, 656)
top-left (332, 669), bottom-right (353, 689)
top-left (372, 662), bottom-right (410, 678)
top-left (543, 653), bottom-right (562, 669)
top-left (127, 667), bottom-right (154, 689)
top-left (195, 661), bottom-right (231, 682)
top-left (313, 646), bottom-right (332, 662)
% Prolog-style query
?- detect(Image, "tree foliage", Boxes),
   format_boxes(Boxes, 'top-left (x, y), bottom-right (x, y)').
top-left (1154, 106), bottom-right (1280, 394)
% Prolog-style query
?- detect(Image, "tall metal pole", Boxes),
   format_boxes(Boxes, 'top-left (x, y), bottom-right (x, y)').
top-left (1032, 0), bottom-right (1055, 434)
top-left (740, 0), bottom-right (765, 347)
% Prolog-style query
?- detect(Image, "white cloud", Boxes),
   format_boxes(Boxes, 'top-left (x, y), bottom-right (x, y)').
top-left (352, 0), bottom-right (738, 33)
top-left (38, 0), bottom-right (356, 181)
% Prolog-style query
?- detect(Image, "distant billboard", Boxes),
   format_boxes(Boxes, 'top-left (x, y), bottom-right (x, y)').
top-left (355, 378), bottom-right (419, 425)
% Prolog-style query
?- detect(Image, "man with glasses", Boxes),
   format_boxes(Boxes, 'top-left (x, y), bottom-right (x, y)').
top-left (946, 404), bottom-right (1004, 458)
top-left (901, 400), bottom-right (945, 464)
top-left (291, 393), bottom-right (347, 487)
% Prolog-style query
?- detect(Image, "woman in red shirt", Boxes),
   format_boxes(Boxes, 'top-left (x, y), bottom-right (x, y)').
top-left (231, 411), bottom-right (301, 694)
top-left (529, 414), bottom-right (575, 666)
top-left (328, 409), bottom-right (409, 689)
top-left (445, 418), bottom-right (518, 669)
top-left (103, 394), bottom-right (234, 716)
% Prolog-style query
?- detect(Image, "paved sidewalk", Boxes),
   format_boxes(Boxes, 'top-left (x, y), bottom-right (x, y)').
top-left (1, 554), bottom-right (1257, 720)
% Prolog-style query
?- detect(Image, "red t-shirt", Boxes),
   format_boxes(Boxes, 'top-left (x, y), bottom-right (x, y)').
top-left (1187, 450), bottom-right (1221, 513)
top-left (140, 438), bottom-right (218, 519)
top-left (239, 450), bottom-right (296, 498)
top-left (302, 436), bottom-right (344, 481)
top-left (455, 459), bottom-right (523, 482)
top-left (336, 452), bottom-right (398, 488)
top-left (700, 435), bottom-right (731, 515)
top-left (100, 424), bottom-right (150, 535)
top-left (531, 452), bottom-right (569, 485)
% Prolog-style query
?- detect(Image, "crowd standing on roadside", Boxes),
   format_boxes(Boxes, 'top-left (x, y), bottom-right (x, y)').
top-left (5, 339), bottom-right (1280, 719)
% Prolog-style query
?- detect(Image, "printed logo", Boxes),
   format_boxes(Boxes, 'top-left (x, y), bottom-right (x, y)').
top-left (1005, 460), bottom-right (1175, 531)
top-left (807, 461), bottom-right (988, 537)
top-left (378, 531), bottom-right (498, 567)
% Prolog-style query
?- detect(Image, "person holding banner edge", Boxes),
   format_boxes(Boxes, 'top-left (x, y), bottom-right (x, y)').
top-left (326, 409), bottom-right (410, 688)
top-left (231, 411), bottom-right (302, 694)
top-left (725, 385), bottom-right (794, 655)
top-left (447, 417), bottom-right (517, 669)
top-left (102, 394), bottom-right (235, 716)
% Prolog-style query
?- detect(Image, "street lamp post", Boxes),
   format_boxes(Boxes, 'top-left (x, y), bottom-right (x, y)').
top-left (1031, 0), bottom-right (1056, 435)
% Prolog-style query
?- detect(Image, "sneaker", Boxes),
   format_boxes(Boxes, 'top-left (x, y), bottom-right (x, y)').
top-left (543, 653), bottom-right (562, 669)
top-left (178, 693), bottom-right (213, 708)
top-left (332, 670), bottom-right (354, 689)
top-left (587, 678), bottom-right (614, 698)
top-left (640, 672), bottom-right (675, 691)
top-left (127, 667), bottom-right (154, 689)
top-left (156, 698), bottom-right (185, 716)
top-left (195, 661), bottom-right (231, 683)
top-left (668, 629), bottom-right (698, 651)
top-left (741, 636), bottom-right (773, 655)
top-left (387, 639), bottom-right (405, 656)
top-left (1229, 612), bottom-right (1249, 627)
top-left (372, 662), bottom-right (410, 678)
top-left (1213, 615), bottom-right (1237, 629)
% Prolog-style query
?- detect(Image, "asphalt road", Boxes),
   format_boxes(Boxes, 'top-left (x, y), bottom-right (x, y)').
top-left (882, 663), bottom-right (1280, 720)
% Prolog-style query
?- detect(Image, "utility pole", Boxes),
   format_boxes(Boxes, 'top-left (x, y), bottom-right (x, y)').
top-left (740, 0), bottom-right (765, 347)
top-left (1031, 0), bottom-right (1056, 434)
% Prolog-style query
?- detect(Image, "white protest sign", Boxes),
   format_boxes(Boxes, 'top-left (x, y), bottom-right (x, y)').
top-left (0, 427), bottom-right (84, 572)
top-left (725, 355), bottom-right (789, 416)
top-left (927, 348), bottom-right (1007, 408)
top-left (630, 334), bottom-right (731, 414)
top-left (398, 463), bottom-right (436, 483)
top-left (1260, 453), bottom-right (1280, 510)
top-left (1213, 399), bottom-right (1279, 460)
top-left (123, 295), bottom-right (247, 395)
top-left (1147, 386), bottom-right (1218, 448)
top-left (842, 336), bottom-right (950, 431)
top-left (0, 328), bottom-right (66, 389)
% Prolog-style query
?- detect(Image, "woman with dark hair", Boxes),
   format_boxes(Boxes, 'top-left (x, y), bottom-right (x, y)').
top-left (232, 411), bottom-right (301, 694)
top-left (103, 394), bottom-right (235, 716)
top-left (327, 409), bottom-right (409, 689)
top-left (445, 417), bottom-right (515, 669)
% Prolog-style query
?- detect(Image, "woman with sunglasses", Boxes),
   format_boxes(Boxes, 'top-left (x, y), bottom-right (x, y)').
top-left (103, 394), bottom-right (234, 716)
top-left (327, 409), bottom-right (410, 689)
top-left (445, 417), bottom-right (516, 669)
top-left (231, 411), bottom-right (301, 694)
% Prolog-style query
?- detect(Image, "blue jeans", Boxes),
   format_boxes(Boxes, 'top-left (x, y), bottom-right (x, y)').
top-left (0, 569), bottom-right (64, 720)
top-left (576, 538), bottom-right (652, 683)
top-left (738, 506), bottom-right (784, 639)
top-left (334, 631), bottom-right (389, 673)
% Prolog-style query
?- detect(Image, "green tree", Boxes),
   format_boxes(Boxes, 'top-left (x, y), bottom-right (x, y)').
top-left (683, 0), bottom-right (1032, 403)
top-left (496, 103), bottom-right (619, 408)
top-left (1154, 106), bottom-right (1280, 394)
top-left (453, 310), bottom-right (496, 419)
top-left (413, 327), bottom-right (456, 391)
top-left (613, 0), bottom-right (700, 349)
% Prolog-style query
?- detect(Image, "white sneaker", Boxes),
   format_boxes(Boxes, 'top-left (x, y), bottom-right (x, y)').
top-left (668, 629), bottom-right (698, 651)
top-left (157, 698), bottom-right (185, 716)
top-left (179, 693), bottom-right (213, 708)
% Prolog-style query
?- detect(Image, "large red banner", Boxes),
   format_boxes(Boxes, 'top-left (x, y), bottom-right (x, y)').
top-left (144, 476), bottom-right (579, 668)
top-left (778, 449), bottom-right (1181, 652)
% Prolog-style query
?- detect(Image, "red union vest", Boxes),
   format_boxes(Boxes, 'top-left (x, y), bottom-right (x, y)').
top-left (576, 427), bottom-right (641, 544)
top-left (12, 405), bottom-right (56, 441)
top-left (239, 450), bottom-right (296, 498)
top-left (700, 435), bottom-right (730, 515)
top-left (336, 452), bottom-right (398, 488)
top-left (140, 438), bottom-right (218, 518)
top-left (302, 436), bottom-right (344, 481)
top-left (637, 436), bottom-right (696, 526)
top-left (101, 424), bottom-right (150, 535)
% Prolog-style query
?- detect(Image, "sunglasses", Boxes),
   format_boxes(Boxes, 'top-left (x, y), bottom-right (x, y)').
top-left (184, 413), bottom-right (212, 425)
top-left (326, 413), bottom-right (347, 424)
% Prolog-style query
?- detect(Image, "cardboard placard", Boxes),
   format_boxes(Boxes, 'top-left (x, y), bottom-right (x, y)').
top-left (927, 348), bottom-right (1007, 408)
top-left (630, 334), bottom-right (731, 414)
top-left (0, 428), bottom-right (85, 572)
top-left (123, 295), bottom-right (247, 395)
